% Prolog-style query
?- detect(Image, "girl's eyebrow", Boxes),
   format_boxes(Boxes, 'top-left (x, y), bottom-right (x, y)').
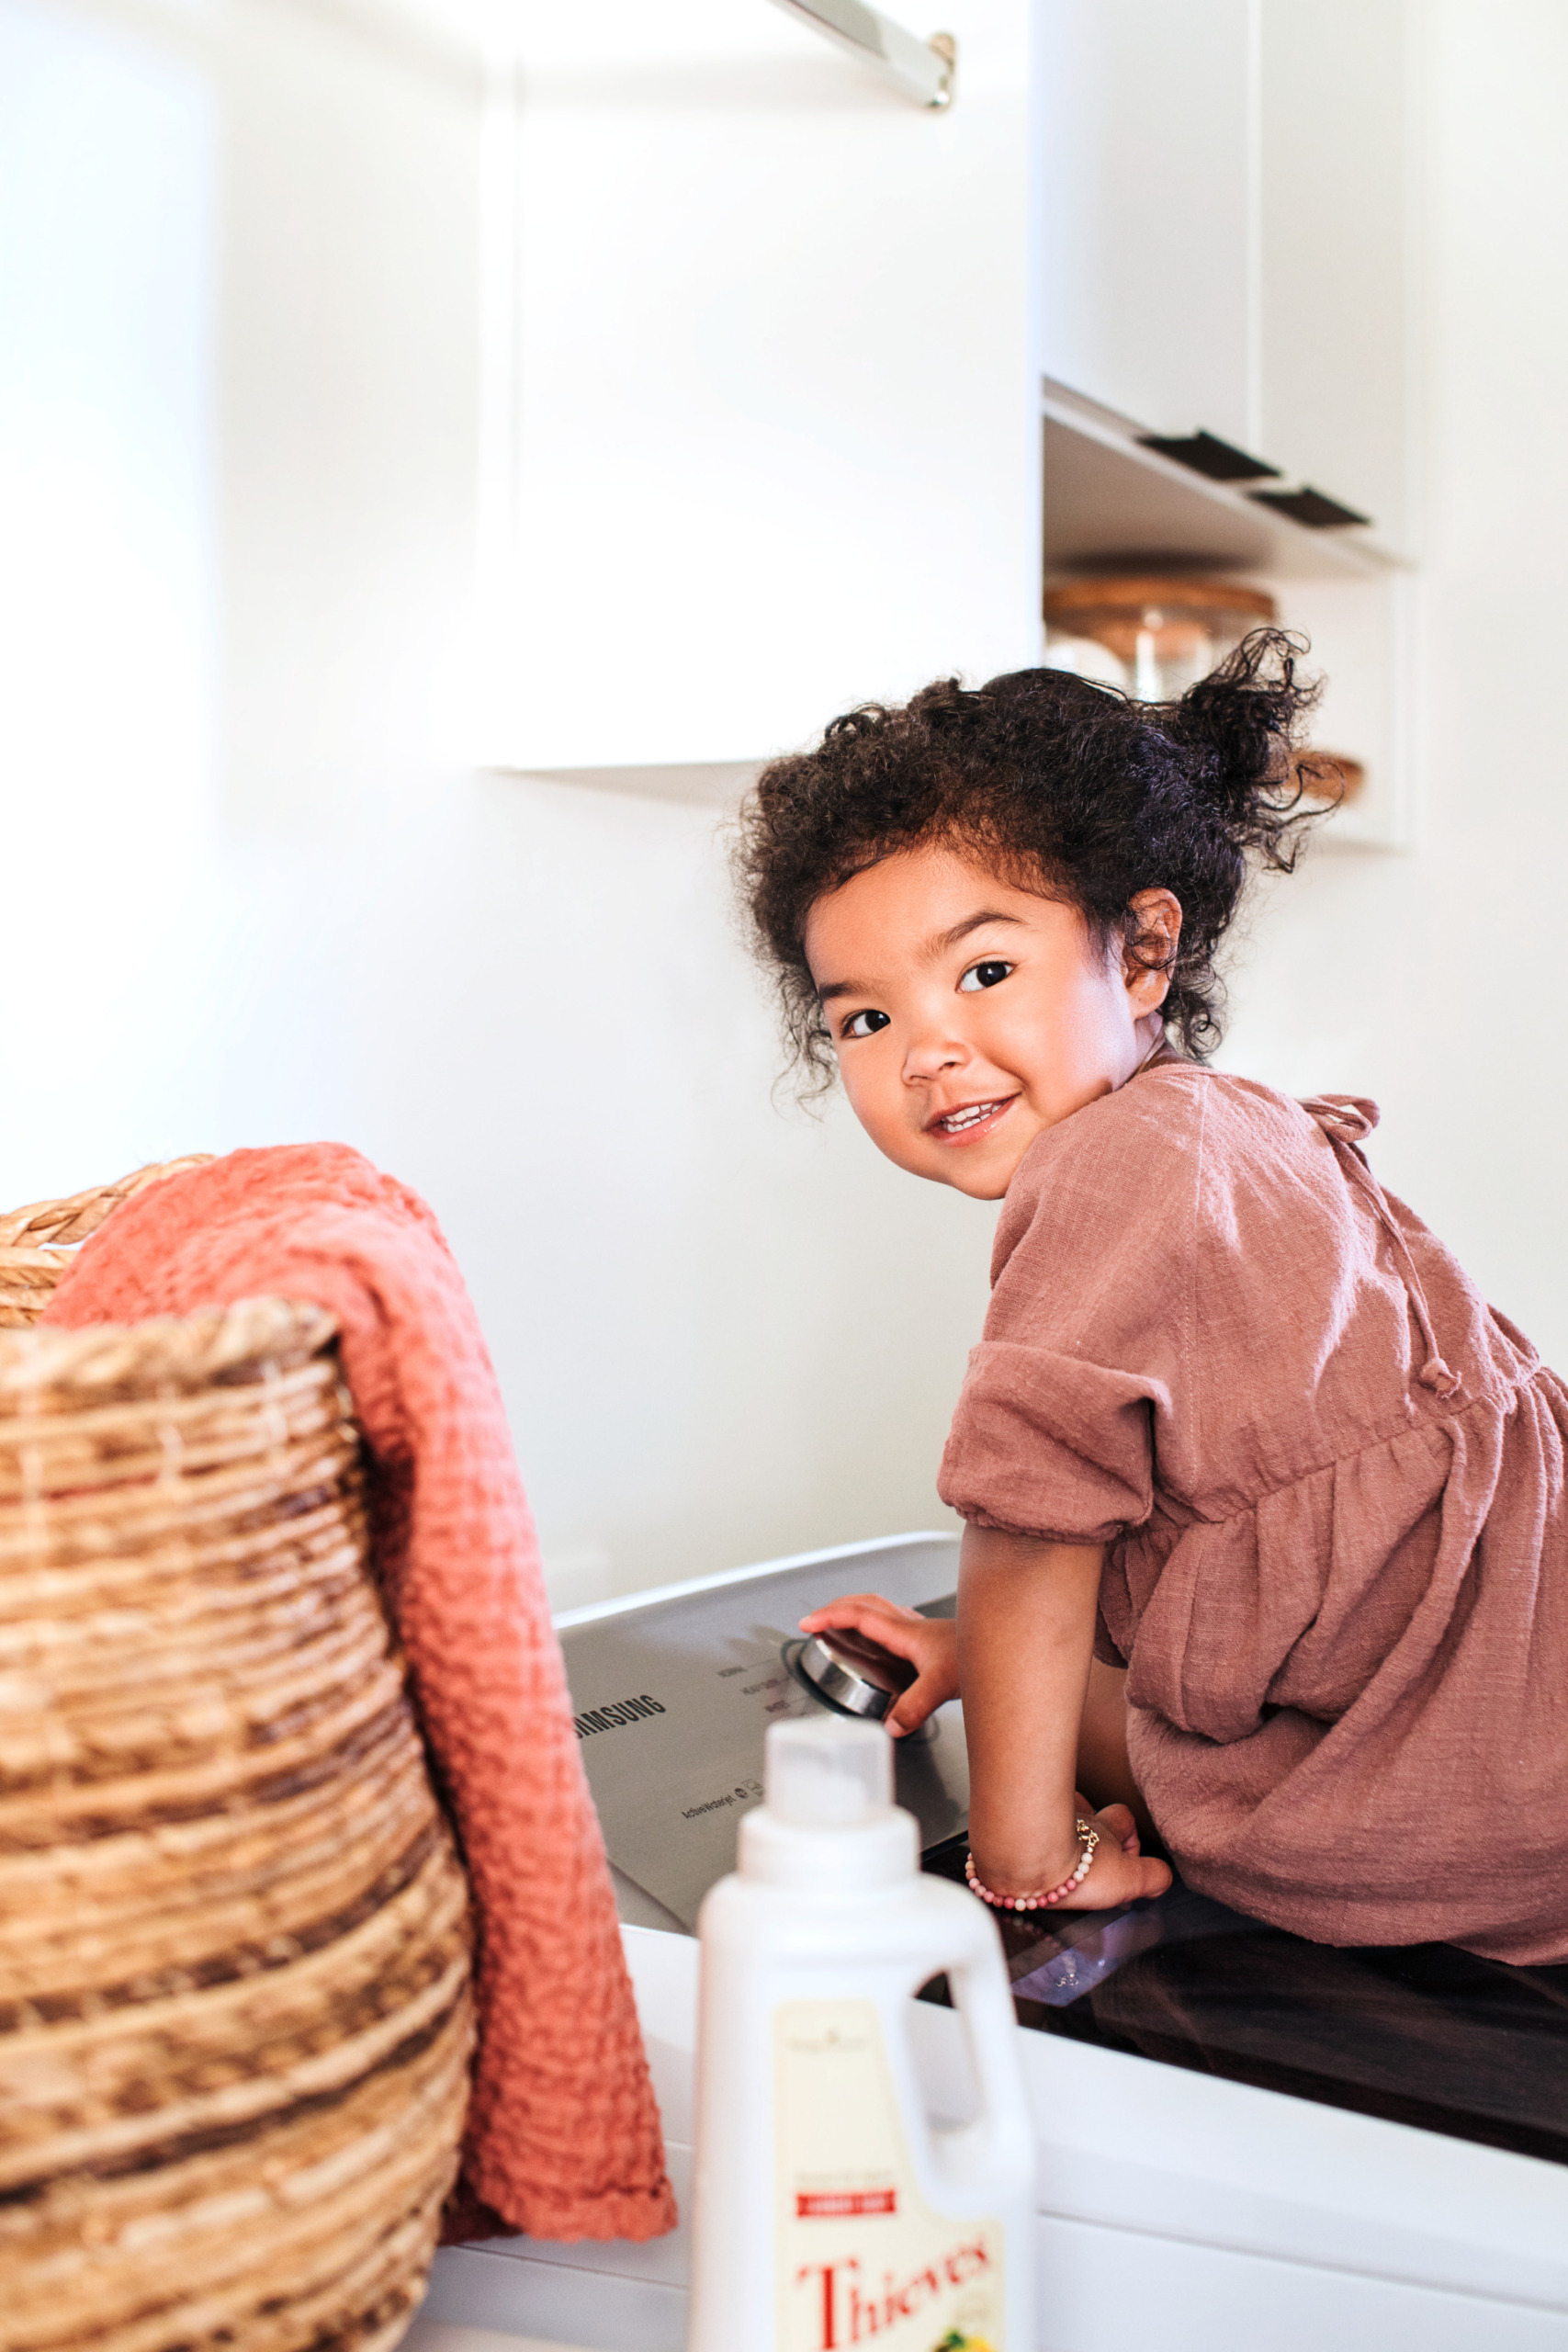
top-left (816, 911), bottom-right (1023, 1004)
top-left (930, 910), bottom-right (1025, 955)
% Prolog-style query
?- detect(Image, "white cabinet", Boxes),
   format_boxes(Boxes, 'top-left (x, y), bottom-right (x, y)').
top-left (483, 0), bottom-right (1041, 774)
top-left (1037, 0), bottom-right (1255, 451)
top-left (479, 0), bottom-right (1416, 797)
top-left (1258, 0), bottom-right (1417, 554)
top-left (1037, 0), bottom-right (1417, 557)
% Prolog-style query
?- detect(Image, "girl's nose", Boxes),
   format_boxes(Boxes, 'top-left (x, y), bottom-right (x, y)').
top-left (902, 1031), bottom-right (965, 1085)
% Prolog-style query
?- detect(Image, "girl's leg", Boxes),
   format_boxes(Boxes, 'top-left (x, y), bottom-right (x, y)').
top-left (1076, 1657), bottom-right (1159, 1847)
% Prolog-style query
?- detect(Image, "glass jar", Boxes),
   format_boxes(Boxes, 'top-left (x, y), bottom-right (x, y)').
top-left (1042, 574), bottom-right (1278, 703)
top-left (1040, 573), bottom-right (1363, 804)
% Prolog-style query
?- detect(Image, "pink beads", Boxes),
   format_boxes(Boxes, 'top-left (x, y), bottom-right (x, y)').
top-left (964, 1820), bottom-right (1100, 1912)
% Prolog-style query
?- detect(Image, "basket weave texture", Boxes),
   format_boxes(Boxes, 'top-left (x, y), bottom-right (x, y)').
top-left (0, 1159), bottom-right (213, 1329)
top-left (0, 1291), bottom-right (474, 2352)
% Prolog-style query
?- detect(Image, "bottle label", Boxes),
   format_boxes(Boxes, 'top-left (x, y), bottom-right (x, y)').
top-left (774, 1996), bottom-right (1006, 2352)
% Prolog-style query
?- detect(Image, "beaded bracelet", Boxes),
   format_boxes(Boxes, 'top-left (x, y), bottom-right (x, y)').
top-left (964, 1819), bottom-right (1100, 1912)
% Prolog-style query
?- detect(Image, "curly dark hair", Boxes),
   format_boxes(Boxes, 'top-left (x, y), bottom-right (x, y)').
top-left (735, 628), bottom-right (1322, 1090)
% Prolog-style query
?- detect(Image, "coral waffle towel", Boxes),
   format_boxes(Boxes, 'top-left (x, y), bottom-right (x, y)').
top-left (43, 1144), bottom-right (675, 2244)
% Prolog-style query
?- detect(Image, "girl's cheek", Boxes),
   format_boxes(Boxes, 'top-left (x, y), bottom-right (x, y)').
top-left (843, 1065), bottom-right (907, 1150)
top-left (834, 1058), bottom-right (875, 1128)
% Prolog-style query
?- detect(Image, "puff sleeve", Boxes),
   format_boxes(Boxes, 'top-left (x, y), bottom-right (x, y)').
top-left (937, 1081), bottom-right (1201, 1544)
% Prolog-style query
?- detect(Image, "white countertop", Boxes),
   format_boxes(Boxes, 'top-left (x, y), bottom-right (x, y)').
top-left (419, 1922), bottom-right (1568, 2352)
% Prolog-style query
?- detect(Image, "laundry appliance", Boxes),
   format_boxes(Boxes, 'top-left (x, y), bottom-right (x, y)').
top-left (417, 1532), bottom-right (1568, 2352)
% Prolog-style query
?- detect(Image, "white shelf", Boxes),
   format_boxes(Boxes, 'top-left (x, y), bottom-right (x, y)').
top-left (1042, 385), bottom-right (1404, 586)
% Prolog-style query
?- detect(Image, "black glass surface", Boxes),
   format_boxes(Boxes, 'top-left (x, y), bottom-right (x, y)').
top-left (919, 1836), bottom-right (1568, 2168)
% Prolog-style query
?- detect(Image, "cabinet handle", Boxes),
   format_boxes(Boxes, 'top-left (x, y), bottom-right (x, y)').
top-left (767, 0), bottom-right (955, 108)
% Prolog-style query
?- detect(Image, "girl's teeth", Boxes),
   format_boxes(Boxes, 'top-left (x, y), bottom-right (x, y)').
top-left (943, 1102), bottom-right (998, 1131)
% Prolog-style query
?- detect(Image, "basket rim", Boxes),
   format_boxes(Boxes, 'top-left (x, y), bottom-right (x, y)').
top-left (0, 1297), bottom-right (339, 1406)
top-left (0, 1156), bottom-right (214, 1252)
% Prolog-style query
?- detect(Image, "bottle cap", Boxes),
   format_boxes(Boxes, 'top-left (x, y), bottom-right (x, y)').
top-left (765, 1714), bottom-right (892, 1827)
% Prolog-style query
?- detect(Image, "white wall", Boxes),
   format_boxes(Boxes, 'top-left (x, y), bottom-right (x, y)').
top-left (6, 0), bottom-right (1566, 1611)
top-left (1221, 0), bottom-right (1568, 1373)
top-left (0, 0), bottom-right (993, 1607)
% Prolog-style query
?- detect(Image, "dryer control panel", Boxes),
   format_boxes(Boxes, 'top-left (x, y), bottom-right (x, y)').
top-left (558, 1535), bottom-right (966, 1931)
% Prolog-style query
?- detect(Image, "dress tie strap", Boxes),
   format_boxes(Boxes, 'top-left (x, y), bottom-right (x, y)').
top-left (1298, 1093), bottom-right (1462, 1401)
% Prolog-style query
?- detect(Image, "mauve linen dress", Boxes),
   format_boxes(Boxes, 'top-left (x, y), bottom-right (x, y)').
top-left (937, 1059), bottom-right (1568, 1962)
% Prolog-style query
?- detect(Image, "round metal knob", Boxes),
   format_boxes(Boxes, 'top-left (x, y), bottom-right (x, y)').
top-left (792, 1627), bottom-right (917, 1721)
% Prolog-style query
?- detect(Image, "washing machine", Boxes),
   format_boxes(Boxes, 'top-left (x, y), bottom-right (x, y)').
top-left (415, 1532), bottom-right (1568, 2351)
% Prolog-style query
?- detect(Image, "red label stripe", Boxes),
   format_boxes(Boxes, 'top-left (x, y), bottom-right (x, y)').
top-left (795, 2188), bottom-right (897, 2219)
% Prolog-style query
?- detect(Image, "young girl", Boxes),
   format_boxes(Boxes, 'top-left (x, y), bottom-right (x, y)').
top-left (738, 635), bottom-right (1568, 1965)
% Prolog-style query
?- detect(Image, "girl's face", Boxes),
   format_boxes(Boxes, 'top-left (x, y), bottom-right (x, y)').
top-left (803, 842), bottom-right (1179, 1201)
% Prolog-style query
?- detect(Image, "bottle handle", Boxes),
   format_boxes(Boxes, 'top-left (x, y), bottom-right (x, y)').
top-left (921, 1921), bottom-right (1035, 2194)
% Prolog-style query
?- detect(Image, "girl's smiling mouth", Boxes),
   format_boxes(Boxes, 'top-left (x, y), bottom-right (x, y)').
top-left (927, 1095), bottom-right (1018, 1143)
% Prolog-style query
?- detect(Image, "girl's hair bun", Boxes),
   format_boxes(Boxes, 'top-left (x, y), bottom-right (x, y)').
top-left (736, 626), bottom-right (1324, 1091)
top-left (1165, 627), bottom-right (1318, 833)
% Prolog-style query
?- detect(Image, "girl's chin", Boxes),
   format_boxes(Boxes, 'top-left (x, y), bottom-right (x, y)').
top-left (868, 1102), bottom-right (1038, 1193)
top-left (923, 1135), bottom-right (1034, 1199)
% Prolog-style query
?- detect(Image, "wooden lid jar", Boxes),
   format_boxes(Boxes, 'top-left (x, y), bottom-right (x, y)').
top-left (1042, 574), bottom-right (1278, 704)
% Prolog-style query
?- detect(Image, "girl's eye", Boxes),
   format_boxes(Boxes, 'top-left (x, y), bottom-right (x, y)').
top-left (841, 1009), bottom-right (891, 1040)
top-left (958, 959), bottom-right (1013, 994)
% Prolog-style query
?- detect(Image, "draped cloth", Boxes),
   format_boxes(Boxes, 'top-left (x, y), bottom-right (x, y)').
top-left (43, 1144), bottom-right (676, 2243)
top-left (939, 1063), bottom-right (1568, 1963)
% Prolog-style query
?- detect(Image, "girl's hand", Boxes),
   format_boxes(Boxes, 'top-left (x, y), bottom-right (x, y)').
top-left (797, 1592), bottom-right (958, 1737)
top-left (972, 1797), bottom-right (1171, 1915)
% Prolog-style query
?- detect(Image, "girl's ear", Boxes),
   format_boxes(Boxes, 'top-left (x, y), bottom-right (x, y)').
top-left (1122, 888), bottom-right (1183, 1011)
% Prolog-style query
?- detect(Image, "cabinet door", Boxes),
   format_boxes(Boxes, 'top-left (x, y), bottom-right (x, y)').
top-left (1037, 0), bottom-right (1253, 447)
top-left (1258, 0), bottom-right (1416, 553)
top-left (487, 0), bottom-right (1038, 774)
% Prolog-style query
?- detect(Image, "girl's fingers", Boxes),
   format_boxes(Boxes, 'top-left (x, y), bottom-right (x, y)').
top-left (1095, 1802), bottom-right (1141, 1854)
top-left (797, 1599), bottom-right (928, 1663)
top-left (799, 1592), bottom-right (915, 1634)
top-left (1100, 1850), bottom-right (1170, 1903)
top-left (1039, 1806), bottom-right (1170, 1909)
top-left (1072, 1792), bottom-right (1141, 1854)
top-left (1053, 1849), bottom-right (1170, 1911)
top-left (886, 1674), bottom-right (945, 1737)
top-left (801, 1591), bottom-right (904, 1614)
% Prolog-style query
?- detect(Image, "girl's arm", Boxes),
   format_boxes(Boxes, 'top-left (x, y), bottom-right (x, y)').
top-left (800, 1535), bottom-right (1171, 1911)
top-left (960, 1525), bottom-right (1171, 1911)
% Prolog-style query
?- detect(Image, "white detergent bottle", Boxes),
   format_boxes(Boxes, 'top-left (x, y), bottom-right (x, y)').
top-left (689, 1713), bottom-right (1036, 2352)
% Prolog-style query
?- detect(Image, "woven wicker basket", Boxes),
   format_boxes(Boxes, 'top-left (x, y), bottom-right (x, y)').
top-left (0, 1177), bottom-right (473, 2352)
top-left (0, 1159), bottom-right (213, 1329)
